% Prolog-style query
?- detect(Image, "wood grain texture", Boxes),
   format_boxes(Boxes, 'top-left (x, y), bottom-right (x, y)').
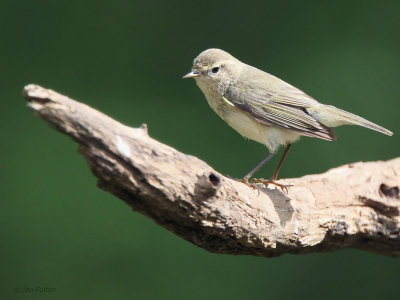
top-left (23, 84), bottom-right (400, 257)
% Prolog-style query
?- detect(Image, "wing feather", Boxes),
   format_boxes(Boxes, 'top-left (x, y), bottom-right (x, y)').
top-left (224, 82), bottom-right (336, 141)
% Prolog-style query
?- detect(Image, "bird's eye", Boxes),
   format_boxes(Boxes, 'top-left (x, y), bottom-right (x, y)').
top-left (211, 66), bottom-right (220, 74)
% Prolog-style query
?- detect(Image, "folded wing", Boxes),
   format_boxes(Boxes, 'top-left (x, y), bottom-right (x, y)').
top-left (224, 82), bottom-right (336, 141)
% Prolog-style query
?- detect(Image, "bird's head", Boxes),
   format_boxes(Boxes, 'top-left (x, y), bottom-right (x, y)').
top-left (183, 49), bottom-right (241, 92)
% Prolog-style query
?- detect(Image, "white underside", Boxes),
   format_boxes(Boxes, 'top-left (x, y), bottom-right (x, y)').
top-left (218, 106), bottom-right (301, 152)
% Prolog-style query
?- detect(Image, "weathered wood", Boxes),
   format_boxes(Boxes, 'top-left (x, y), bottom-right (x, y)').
top-left (23, 84), bottom-right (400, 257)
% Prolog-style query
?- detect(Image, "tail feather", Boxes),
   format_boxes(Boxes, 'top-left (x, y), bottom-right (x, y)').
top-left (308, 105), bottom-right (393, 136)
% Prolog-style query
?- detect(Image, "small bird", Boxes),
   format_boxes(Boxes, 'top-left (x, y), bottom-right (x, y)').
top-left (183, 48), bottom-right (393, 191)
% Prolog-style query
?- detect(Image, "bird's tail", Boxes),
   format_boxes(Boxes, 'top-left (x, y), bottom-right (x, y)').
top-left (308, 105), bottom-right (393, 136)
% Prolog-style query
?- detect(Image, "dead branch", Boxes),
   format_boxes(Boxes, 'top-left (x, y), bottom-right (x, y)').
top-left (23, 84), bottom-right (400, 257)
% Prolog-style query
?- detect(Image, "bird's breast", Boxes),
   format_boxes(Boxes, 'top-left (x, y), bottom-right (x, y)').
top-left (210, 97), bottom-right (301, 152)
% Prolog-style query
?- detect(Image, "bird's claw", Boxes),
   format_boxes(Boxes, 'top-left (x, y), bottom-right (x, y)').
top-left (251, 178), bottom-right (292, 194)
top-left (239, 178), bottom-right (291, 194)
top-left (238, 178), bottom-right (258, 190)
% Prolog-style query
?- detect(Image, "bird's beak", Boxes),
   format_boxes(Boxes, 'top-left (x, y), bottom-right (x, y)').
top-left (183, 71), bottom-right (200, 79)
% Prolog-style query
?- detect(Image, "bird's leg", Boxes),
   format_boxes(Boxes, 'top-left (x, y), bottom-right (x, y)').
top-left (271, 143), bottom-right (292, 181)
top-left (238, 151), bottom-right (275, 189)
top-left (243, 151), bottom-right (277, 180)
top-left (245, 144), bottom-right (293, 193)
top-left (238, 151), bottom-right (277, 189)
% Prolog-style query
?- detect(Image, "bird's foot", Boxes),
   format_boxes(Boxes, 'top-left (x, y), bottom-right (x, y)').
top-left (247, 178), bottom-right (292, 194)
top-left (238, 178), bottom-right (259, 190)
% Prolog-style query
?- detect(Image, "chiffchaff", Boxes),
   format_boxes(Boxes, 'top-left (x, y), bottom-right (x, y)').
top-left (183, 48), bottom-right (393, 191)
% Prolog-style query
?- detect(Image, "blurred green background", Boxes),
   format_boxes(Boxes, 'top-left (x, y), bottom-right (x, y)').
top-left (1, 0), bottom-right (399, 299)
